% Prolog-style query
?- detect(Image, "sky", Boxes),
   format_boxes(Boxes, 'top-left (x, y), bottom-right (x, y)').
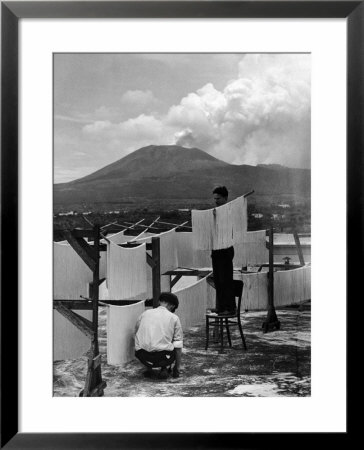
top-left (54, 53), bottom-right (311, 183)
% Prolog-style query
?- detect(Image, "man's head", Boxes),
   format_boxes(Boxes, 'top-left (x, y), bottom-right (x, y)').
top-left (213, 185), bottom-right (228, 206)
top-left (158, 292), bottom-right (179, 313)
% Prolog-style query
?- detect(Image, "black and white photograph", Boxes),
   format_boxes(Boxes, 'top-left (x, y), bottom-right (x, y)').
top-left (53, 52), bottom-right (311, 398)
top-left (2, 0), bottom-right (358, 443)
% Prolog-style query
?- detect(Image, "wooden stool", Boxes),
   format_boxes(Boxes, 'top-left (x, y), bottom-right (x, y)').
top-left (205, 280), bottom-right (247, 351)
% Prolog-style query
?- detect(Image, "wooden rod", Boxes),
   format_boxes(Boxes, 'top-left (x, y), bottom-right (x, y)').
top-left (293, 231), bottom-right (305, 266)
top-left (268, 226), bottom-right (274, 307)
top-left (155, 219), bottom-right (192, 229)
top-left (144, 215), bottom-right (161, 232)
top-left (170, 274), bottom-right (183, 289)
top-left (82, 214), bottom-right (94, 227)
top-left (92, 225), bottom-right (100, 337)
top-left (101, 221), bottom-right (117, 230)
top-left (243, 190), bottom-right (255, 198)
top-left (151, 236), bottom-right (161, 308)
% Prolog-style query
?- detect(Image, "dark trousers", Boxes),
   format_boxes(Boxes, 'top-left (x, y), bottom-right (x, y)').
top-left (211, 246), bottom-right (236, 312)
top-left (135, 349), bottom-right (176, 369)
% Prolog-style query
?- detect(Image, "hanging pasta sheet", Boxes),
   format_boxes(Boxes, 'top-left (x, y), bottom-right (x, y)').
top-left (107, 229), bottom-right (128, 245)
top-left (234, 230), bottom-right (268, 267)
top-left (173, 276), bottom-right (209, 329)
top-left (236, 271), bottom-right (269, 311)
top-left (192, 203), bottom-right (233, 251)
top-left (106, 300), bottom-right (145, 365)
top-left (107, 241), bottom-right (147, 300)
top-left (53, 310), bottom-right (92, 361)
top-left (136, 229), bottom-right (178, 294)
top-left (137, 228), bottom-right (178, 274)
top-left (53, 242), bottom-right (93, 361)
top-left (191, 194), bottom-right (248, 252)
top-left (274, 265), bottom-right (311, 307)
top-left (231, 195), bottom-right (248, 245)
top-left (175, 231), bottom-right (194, 268)
top-left (54, 242), bottom-right (92, 299)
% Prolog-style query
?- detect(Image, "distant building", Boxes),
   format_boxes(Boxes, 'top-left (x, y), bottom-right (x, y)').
top-left (251, 213), bottom-right (263, 219)
top-left (271, 213), bottom-right (284, 220)
top-left (278, 203), bottom-right (290, 208)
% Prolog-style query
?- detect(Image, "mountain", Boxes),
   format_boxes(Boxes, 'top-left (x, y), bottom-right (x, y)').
top-left (54, 145), bottom-right (310, 206)
top-left (72, 145), bottom-right (230, 183)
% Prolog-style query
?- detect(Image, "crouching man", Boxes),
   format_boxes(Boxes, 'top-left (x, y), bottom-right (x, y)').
top-left (135, 292), bottom-right (183, 379)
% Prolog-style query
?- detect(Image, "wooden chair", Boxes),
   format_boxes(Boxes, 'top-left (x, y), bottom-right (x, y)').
top-left (205, 280), bottom-right (247, 351)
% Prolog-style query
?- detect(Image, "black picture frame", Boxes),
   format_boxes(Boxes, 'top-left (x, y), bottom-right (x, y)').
top-left (1, 1), bottom-right (361, 448)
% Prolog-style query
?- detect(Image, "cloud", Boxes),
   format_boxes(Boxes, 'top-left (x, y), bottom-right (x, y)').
top-left (82, 114), bottom-right (176, 158)
top-left (120, 89), bottom-right (160, 116)
top-left (166, 54), bottom-right (311, 168)
top-left (74, 54), bottom-right (311, 170)
top-left (55, 114), bottom-right (91, 124)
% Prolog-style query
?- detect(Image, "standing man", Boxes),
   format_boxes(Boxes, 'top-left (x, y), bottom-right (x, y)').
top-left (211, 186), bottom-right (236, 315)
top-left (135, 292), bottom-right (183, 379)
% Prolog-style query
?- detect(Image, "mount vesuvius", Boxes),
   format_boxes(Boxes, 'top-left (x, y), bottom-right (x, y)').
top-left (54, 145), bottom-right (310, 205)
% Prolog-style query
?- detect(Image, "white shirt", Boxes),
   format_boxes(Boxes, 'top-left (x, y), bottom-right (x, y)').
top-left (135, 306), bottom-right (183, 352)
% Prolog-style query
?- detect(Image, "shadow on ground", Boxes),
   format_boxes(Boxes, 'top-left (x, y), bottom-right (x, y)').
top-left (53, 304), bottom-right (311, 397)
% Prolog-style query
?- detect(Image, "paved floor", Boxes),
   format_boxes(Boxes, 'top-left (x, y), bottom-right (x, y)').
top-left (53, 303), bottom-right (310, 397)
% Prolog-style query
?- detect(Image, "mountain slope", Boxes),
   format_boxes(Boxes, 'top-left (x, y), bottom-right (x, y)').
top-left (71, 145), bottom-right (230, 184)
top-left (54, 145), bottom-right (310, 205)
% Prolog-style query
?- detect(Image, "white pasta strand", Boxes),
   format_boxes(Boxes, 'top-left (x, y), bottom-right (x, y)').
top-left (54, 242), bottom-right (91, 299)
top-left (206, 280), bottom-right (216, 310)
top-left (231, 195), bottom-right (248, 244)
top-left (106, 300), bottom-right (145, 365)
top-left (274, 265), bottom-right (311, 307)
top-left (53, 241), bottom-right (106, 361)
top-left (239, 271), bottom-right (269, 311)
top-left (234, 230), bottom-right (268, 266)
top-left (53, 310), bottom-right (92, 361)
top-left (173, 276), bottom-right (209, 329)
top-left (192, 204), bottom-right (233, 251)
top-left (191, 195), bottom-right (247, 251)
top-left (159, 229), bottom-right (178, 273)
top-left (193, 249), bottom-right (212, 269)
top-left (235, 264), bottom-right (311, 310)
top-left (107, 230), bottom-right (127, 244)
top-left (99, 279), bottom-right (109, 300)
top-left (107, 241), bottom-right (147, 300)
top-left (137, 228), bottom-right (178, 274)
top-left (54, 241), bottom-right (107, 294)
top-left (175, 231), bottom-right (194, 268)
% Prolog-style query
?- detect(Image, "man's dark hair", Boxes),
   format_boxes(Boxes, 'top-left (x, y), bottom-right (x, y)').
top-left (213, 185), bottom-right (228, 198)
top-left (159, 292), bottom-right (179, 311)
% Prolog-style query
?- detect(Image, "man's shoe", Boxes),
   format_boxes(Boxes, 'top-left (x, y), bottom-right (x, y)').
top-left (157, 368), bottom-right (169, 380)
top-left (143, 369), bottom-right (153, 378)
top-left (172, 367), bottom-right (180, 378)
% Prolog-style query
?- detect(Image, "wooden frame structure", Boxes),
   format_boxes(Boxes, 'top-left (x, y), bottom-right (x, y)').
top-left (53, 225), bottom-right (106, 397)
top-left (262, 227), bottom-right (310, 332)
top-left (53, 224), bottom-right (166, 396)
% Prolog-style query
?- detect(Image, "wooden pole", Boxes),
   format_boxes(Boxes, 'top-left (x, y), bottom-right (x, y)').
top-left (81, 225), bottom-right (106, 397)
top-left (293, 231), bottom-right (305, 266)
top-left (151, 236), bottom-right (161, 308)
top-left (262, 225), bottom-right (281, 333)
top-left (268, 226), bottom-right (274, 306)
top-left (243, 189), bottom-right (255, 198)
